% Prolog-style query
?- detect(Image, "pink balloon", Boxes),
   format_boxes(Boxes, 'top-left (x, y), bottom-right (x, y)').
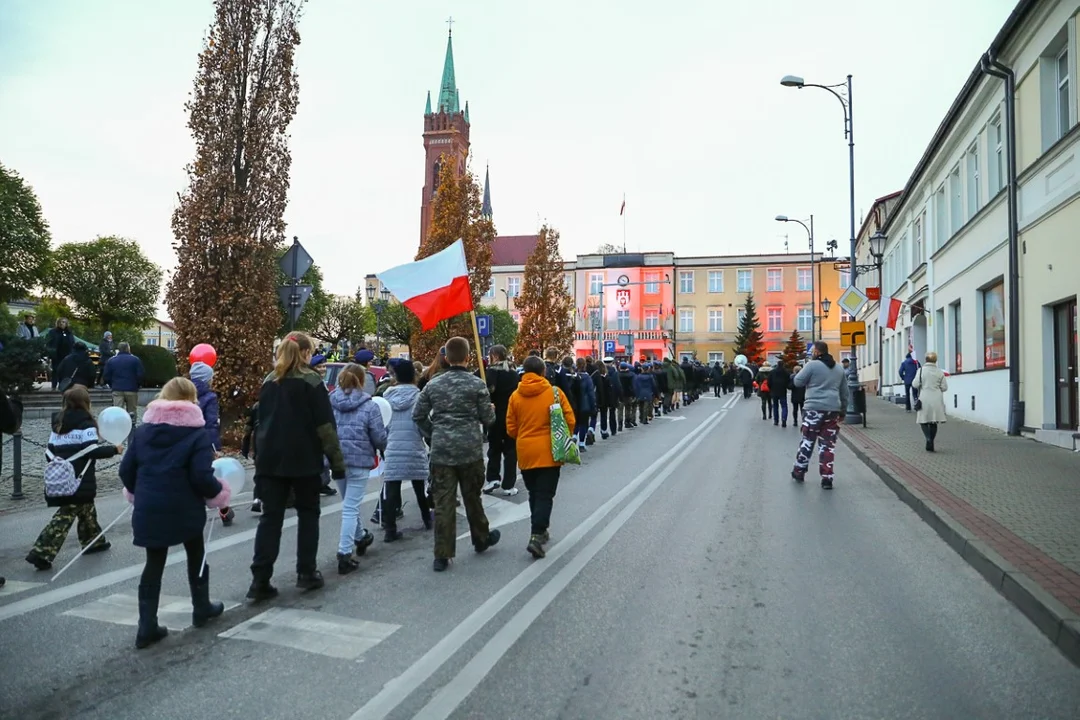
top-left (189, 343), bottom-right (218, 367)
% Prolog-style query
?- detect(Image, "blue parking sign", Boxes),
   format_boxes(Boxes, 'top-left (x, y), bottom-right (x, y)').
top-left (604, 340), bottom-right (616, 355)
top-left (476, 314), bottom-right (493, 337)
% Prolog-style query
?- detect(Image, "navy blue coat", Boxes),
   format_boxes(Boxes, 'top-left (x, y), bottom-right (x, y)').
top-left (103, 351), bottom-right (145, 392)
top-left (119, 399), bottom-right (225, 549)
top-left (632, 372), bottom-right (655, 402)
top-left (899, 355), bottom-right (919, 384)
top-left (194, 378), bottom-right (221, 450)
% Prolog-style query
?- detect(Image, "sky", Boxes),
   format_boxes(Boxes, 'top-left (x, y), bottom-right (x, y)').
top-left (1, 0), bottom-right (1020, 311)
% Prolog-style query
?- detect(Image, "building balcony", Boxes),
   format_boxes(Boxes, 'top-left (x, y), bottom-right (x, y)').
top-left (574, 329), bottom-right (667, 342)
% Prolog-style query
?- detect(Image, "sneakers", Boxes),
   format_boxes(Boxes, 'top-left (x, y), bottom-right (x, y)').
top-left (539, 530), bottom-right (551, 544)
top-left (384, 529), bottom-right (404, 543)
top-left (791, 470), bottom-right (805, 483)
top-left (83, 540), bottom-right (111, 555)
top-left (527, 535), bottom-right (546, 559)
top-left (355, 530), bottom-right (375, 556)
top-left (482, 480), bottom-right (500, 495)
top-left (246, 581), bottom-right (278, 602)
top-left (250, 499), bottom-right (262, 513)
top-left (319, 485), bottom-right (337, 497)
top-left (337, 554), bottom-right (360, 575)
top-left (25, 551), bottom-right (52, 571)
top-left (499, 487), bottom-right (519, 497)
top-left (296, 571), bottom-right (325, 591)
top-left (474, 528), bottom-right (501, 553)
top-left (433, 558), bottom-right (450, 572)
top-left (821, 478), bottom-right (834, 489)
top-left (600, 432), bottom-right (609, 440)
top-left (219, 508), bottom-right (235, 527)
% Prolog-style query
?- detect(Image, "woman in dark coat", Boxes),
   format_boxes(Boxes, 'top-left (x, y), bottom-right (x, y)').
top-left (54, 342), bottom-right (97, 390)
top-left (119, 377), bottom-right (231, 649)
top-left (46, 318), bottom-right (75, 390)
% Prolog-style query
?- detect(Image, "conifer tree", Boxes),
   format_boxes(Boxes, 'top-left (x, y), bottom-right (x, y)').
top-left (781, 328), bottom-right (807, 369)
top-left (733, 293), bottom-right (766, 364)
top-left (513, 224), bottom-right (575, 359)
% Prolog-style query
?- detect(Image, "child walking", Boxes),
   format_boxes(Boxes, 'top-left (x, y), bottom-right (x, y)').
top-left (380, 359), bottom-right (433, 541)
top-left (190, 362), bottom-right (234, 525)
top-left (119, 377), bottom-right (232, 649)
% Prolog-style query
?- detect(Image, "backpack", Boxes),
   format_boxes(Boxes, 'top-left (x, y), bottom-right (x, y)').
top-left (43, 445), bottom-right (97, 498)
top-left (760, 378), bottom-right (770, 393)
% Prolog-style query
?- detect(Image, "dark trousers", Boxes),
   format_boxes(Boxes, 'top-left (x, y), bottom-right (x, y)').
top-left (50, 357), bottom-right (62, 390)
top-left (432, 461), bottom-right (490, 559)
top-left (920, 423), bottom-right (939, 441)
top-left (792, 402), bottom-right (803, 423)
top-left (760, 396), bottom-right (771, 418)
top-left (251, 475), bottom-right (321, 579)
top-left (905, 383), bottom-right (919, 411)
top-left (522, 466), bottom-right (561, 535)
top-left (142, 535), bottom-right (203, 587)
top-left (771, 396), bottom-right (789, 424)
top-left (382, 480), bottom-right (431, 531)
top-left (743, 384), bottom-right (753, 399)
top-left (577, 412), bottom-right (595, 442)
top-left (486, 422), bottom-right (517, 488)
top-left (599, 406), bottom-right (618, 435)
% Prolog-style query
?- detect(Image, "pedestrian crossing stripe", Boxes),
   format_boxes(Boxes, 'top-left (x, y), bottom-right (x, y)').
top-left (218, 608), bottom-right (399, 659)
top-left (63, 593), bottom-right (242, 631)
top-left (0, 580), bottom-right (45, 597)
top-left (457, 494), bottom-right (531, 540)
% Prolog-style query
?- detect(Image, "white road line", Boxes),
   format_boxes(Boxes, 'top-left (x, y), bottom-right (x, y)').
top-left (0, 491), bottom-right (380, 623)
top-left (347, 410), bottom-right (726, 720)
top-left (413, 409), bottom-right (729, 719)
top-left (219, 607), bottom-right (400, 660)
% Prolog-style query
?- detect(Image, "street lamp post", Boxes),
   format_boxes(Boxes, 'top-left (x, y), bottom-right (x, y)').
top-left (775, 214), bottom-right (816, 343)
top-left (366, 285), bottom-right (391, 359)
top-left (866, 231), bottom-right (887, 395)
top-left (781, 72), bottom-right (861, 423)
top-left (501, 288), bottom-right (510, 312)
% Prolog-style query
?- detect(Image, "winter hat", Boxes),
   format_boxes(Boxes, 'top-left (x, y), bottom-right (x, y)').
top-left (310, 354), bottom-right (327, 368)
top-left (619, 362), bottom-right (630, 370)
top-left (391, 359), bottom-right (415, 384)
top-left (190, 361), bottom-right (214, 384)
top-left (354, 349), bottom-right (375, 365)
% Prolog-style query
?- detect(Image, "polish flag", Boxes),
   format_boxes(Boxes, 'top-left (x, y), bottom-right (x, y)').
top-left (879, 297), bottom-right (902, 330)
top-left (377, 240), bottom-right (472, 331)
top-left (620, 195), bottom-right (626, 216)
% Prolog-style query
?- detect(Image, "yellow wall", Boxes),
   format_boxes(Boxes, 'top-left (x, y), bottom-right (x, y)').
top-left (1016, 67), bottom-right (1042, 174)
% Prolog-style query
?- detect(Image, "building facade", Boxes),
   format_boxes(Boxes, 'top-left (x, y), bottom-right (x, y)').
top-left (143, 319), bottom-right (176, 350)
top-left (853, 191), bottom-right (903, 394)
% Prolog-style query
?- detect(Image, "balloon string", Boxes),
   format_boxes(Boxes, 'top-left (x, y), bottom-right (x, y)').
top-left (51, 506), bottom-right (132, 582)
top-left (199, 515), bottom-right (216, 577)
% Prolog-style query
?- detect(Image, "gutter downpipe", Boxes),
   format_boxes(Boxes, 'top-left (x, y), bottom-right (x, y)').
top-left (980, 52), bottom-right (1023, 436)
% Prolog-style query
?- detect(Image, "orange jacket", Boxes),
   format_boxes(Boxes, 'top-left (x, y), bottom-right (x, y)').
top-left (506, 372), bottom-right (576, 470)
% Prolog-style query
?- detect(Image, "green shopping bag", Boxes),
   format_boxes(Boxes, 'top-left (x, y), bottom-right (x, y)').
top-left (550, 387), bottom-right (581, 465)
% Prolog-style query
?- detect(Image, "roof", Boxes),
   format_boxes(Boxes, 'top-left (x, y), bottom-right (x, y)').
top-left (437, 31), bottom-right (459, 113)
top-left (154, 319), bottom-right (175, 330)
top-left (856, 190), bottom-right (903, 241)
top-left (481, 165), bottom-right (492, 218)
top-left (491, 235), bottom-right (539, 266)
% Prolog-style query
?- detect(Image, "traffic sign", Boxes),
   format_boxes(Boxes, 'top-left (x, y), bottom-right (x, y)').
top-left (841, 320), bottom-right (867, 347)
top-left (476, 314), bottom-right (493, 338)
top-left (279, 238), bottom-right (314, 280)
top-left (278, 284), bottom-right (313, 327)
top-left (837, 285), bottom-right (869, 317)
top-left (604, 340), bottom-right (616, 355)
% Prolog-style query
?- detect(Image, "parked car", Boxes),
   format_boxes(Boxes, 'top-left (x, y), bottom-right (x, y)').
top-left (322, 362), bottom-right (387, 392)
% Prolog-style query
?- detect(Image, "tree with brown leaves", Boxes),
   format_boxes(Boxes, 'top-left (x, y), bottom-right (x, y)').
top-left (513, 224), bottom-right (574, 358)
top-left (410, 155), bottom-right (494, 362)
top-left (166, 0), bottom-right (302, 429)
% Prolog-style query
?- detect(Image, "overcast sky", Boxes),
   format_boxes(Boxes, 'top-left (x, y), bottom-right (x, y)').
top-left (2, 0), bottom-right (1017, 307)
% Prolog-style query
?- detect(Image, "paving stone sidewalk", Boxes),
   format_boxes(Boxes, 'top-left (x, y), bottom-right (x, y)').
top-left (841, 396), bottom-right (1080, 665)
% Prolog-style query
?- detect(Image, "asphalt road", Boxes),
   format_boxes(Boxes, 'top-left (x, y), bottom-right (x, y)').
top-left (1, 393), bottom-right (1078, 720)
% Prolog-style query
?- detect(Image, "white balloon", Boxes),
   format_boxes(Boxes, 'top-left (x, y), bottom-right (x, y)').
top-left (98, 407), bottom-right (133, 445)
top-left (372, 396), bottom-right (392, 426)
top-left (734, 354), bottom-right (748, 367)
top-left (212, 457), bottom-right (246, 497)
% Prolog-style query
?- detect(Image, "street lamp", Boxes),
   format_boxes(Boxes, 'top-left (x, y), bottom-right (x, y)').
top-left (820, 297), bottom-right (831, 318)
top-left (781, 71), bottom-right (859, 421)
top-left (775, 214), bottom-right (817, 343)
top-left (500, 288), bottom-right (510, 311)
top-left (868, 231), bottom-right (887, 394)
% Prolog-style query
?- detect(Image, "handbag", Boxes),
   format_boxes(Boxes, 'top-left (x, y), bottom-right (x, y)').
top-left (913, 368), bottom-right (923, 412)
top-left (550, 388), bottom-right (581, 465)
top-left (58, 366), bottom-right (78, 393)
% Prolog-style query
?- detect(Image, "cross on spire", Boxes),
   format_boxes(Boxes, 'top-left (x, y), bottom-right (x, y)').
top-left (446, 16), bottom-right (454, 36)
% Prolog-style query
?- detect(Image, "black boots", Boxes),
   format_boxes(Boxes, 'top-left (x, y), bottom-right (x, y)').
top-left (136, 583), bottom-right (169, 649)
top-left (190, 565), bottom-right (225, 628)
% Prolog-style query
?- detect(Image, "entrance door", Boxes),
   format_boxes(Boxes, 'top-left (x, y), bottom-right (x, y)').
top-left (1053, 299), bottom-right (1078, 430)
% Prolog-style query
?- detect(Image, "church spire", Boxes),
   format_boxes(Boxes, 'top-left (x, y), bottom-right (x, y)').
top-left (424, 90), bottom-right (432, 115)
top-left (482, 164), bottom-right (492, 219)
top-left (438, 28), bottom-right (459, 113)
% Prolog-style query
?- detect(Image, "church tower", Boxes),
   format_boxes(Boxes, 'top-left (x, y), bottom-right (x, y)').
top-left (420, 25), bottom-right (471, 249)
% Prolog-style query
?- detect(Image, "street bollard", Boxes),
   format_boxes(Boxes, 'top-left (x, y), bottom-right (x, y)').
top-left (11, 431), bottom-right (24, 499)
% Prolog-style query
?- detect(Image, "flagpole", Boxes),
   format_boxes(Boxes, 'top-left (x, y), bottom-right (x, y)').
top-left (469, 310), bottom-right (487, 384)
top-left (622, 193), bottom-right (627, 253)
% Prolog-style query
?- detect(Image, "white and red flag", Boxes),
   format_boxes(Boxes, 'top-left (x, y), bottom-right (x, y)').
top-left (879, 297), bottom-right (902, 330)
top-left (377, 240), bottom-right (473, 331)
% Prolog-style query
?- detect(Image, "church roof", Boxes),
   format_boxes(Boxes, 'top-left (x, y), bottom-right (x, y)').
top-left (492, 235), bottom-right (539, 266)
top-left (481, 164), bottom-right (492, 218)
top-left (438, 31), bottom-right (459, 113)
top-left (425, 90), bottom-right (432, 115)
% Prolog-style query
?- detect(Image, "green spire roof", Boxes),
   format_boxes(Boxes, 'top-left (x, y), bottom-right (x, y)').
top-left (437, 31), bottom-right (459, 113)
top-left (464, 101), bottom-right (470, 124)
top-left (425, 90), bottom-right (432, 115)
top-left (481, 164), bottom-right (492, 218)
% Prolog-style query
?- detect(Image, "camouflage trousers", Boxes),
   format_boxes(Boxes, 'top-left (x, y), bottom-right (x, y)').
top-left (431, 461), bottom-right (491, 560)
top-left (32, 503), bottom-right (106, 562)
top-left (792, 410), bottom-right (842, 482)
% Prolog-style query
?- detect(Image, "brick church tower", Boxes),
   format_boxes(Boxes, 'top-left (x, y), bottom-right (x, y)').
top-left (419, 27), bottom-right (471, 248)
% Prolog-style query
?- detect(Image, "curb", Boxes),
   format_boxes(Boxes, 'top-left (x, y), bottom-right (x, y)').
top-left (840, 431), bottom-right (1080, 668)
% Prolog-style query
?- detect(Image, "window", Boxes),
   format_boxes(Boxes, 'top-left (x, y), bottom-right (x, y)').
top-left (767, 308), bottom-right (783, 332)
top-left (645, 272), bottom-right (660, 294)
top-left (615, 309), bottom-right (630, 331)
top-left (933, 185), bottom-right (946, 252)
top-left (737, 307), bottom-right (747, 326)
top-left (766, 268), bottom-right (782, 292)
top-left (708, 308), bottom-right (723, 332)
top-left (841, 310), bottom-right (854, 323)
top-left (484, 278), bottom-right (495, 298)
top-left (966, 141), bottom-right (980, 217)
top-left (167, 338), bottom-right (176, 350)
top-left (948, 164), bottom-right (962, 233)
top-left (563, 274), bottom-right (573, 293)
top-left (797, 267), bottom-right (812, 292)
top-left (982, 281), bottom-right (1005, 369)
top-left (839, 267), bottom-right (850, 289)
top-left (588, 309), bottom-right (600, 329)
top-left (737, 269), bottom-right (752, 292)
top-left (707, 270), bottom-right (723, 293)
top-left (708, 351), bottom-right (724, 364)
top-left (1058, 46), bottom-right (1071, 140)
top-left (645, 309), bottom-right (660, 330)
top-left (146, 337), bottom-right (158, 346)
top-left (798, 307), bottom-right (813, 333)
top-left (589, 273), bottom-right (603, 295)
top-left (913, 216), bottom-right (924, 266)
top-left (679, 271), bottom-right (694, 294)
top-left (679, 309), bottom-right (694, 333)
top-left (679, 352), bottom-right (694, 362)
top-left (507, 277), bottom-right (521, 297)
top-left (951, 301), bottom-right (963, 373)
top-left (990, 115), bottom-right (1004, 195)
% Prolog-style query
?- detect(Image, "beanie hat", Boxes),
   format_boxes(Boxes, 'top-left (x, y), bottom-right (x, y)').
top-left (310, 354), bottom-right (327, 368)
top-left (354, 349), bottom-right (375, 365)
top-left (190, 361), bottom-right (214, 384)
top-left (391, 359), bottom-right (415, 384)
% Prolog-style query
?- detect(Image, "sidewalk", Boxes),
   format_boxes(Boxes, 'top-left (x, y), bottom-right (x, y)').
top-left (841, 396), bottom-right (1080, 666)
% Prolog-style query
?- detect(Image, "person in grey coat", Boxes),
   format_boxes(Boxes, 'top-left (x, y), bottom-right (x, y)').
top-left (790, 341), bottom-right (849, 489)
top-left (380, 361), bottom-right (433, 541)
top-left (912, 351), bottom-right (948, 452)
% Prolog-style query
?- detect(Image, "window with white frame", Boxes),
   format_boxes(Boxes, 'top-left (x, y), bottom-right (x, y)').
top-left (588, 309), bottom-right (600, 329)
top-left (766, 268), bottom-right (782, 292)
top-left (679, 351), bottom-right (694, 362)
top-left (645, 272), bottom-right (659, 294)
top-left (616, 309), bottom-right (630, 330)
top-left (707, 308), bottom-right (723, 332)
top-left (146, 337), bottom-right (158, 346)
top-left (737, 269), bottom-right (752, 292)
top-left (798, 307), bottom-right (813, 332)
top-left (708, 351), bottom-right (724, 364)
top-left (839, 268), bottom-right (850, 289)
top-left (797, 267), bottom-right (812, 291)
top-left (679, 309), bottom-right (694, 333)
top-left (563, 274), bottom-right (573, 293)
top-left (948, 165), bottom-right (962, 233)
top-left (167, 338), bottom-right (176, 350)
top-left (1058, 46), bottom-right (1071, 140)
top-left (990, 115), bottom-right (1004, 195)
top-left (767, 307), bottom-right (783, 332)
top-left (737, 307), bottom-right (747, 326)
top-left (485, 278), bottom-right (495, 297)
top-left (841, 310), bottom-right (854, 323)
top-left (644, 309), bottom-right (660, 330)
top-left (913, 216), bottom-right (924, 266)
top-left (707, 270), bottom-right (723, 293)
top-left (507, 277), bottom-right (521, 297)
top-left (966, 140), bottom-right (981, 217)
top-left (934, 185), bottom-right (947, 251)
top-left (589, 273), bottom-right (603, 295)
top-left (679, 271), bottom-right (694, 294)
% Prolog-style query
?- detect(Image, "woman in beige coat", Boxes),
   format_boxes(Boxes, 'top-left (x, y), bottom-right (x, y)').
top-left (912, 351), bottom-right (948, 451)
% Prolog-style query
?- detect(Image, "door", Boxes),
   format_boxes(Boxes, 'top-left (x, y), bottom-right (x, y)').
top-left (1053, 299), bottom-right (1078, 430)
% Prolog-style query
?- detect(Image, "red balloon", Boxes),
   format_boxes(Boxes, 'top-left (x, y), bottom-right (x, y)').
top-left (189, 343), bottom-right (217, 368)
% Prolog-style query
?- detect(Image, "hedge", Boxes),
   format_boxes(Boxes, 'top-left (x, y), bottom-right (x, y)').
top-left (0, 336), bottom-right (47, 395)
top-left (130, 344), bottom-right (178, 388)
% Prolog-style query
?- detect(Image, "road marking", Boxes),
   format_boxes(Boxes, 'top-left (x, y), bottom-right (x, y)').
top-left (0, 580), bottom-right (44, 597)
top-left (723, 395), bottom-right (740, 410)
top-left (0, 491), bottom-right (381, 623)
top-left (63, 593), bottom-right (242, 631)
top-left (219, 607), bottom-right (399, 660)
top-left (413, 409), bottom-right (729, 719)
top-left (657, 415), bottom-right (686, 421)
top-left (456, 494), bottom-right (531, 541)
top-left (348, 410), bottom-right (726, 720)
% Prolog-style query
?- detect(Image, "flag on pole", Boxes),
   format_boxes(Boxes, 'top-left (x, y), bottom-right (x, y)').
top-left (620, 195), bottom-right (626, 216)
top-left (377, 240), bottom-right (472, 331)
top-left (879, 297), bottom-right (902, 330)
